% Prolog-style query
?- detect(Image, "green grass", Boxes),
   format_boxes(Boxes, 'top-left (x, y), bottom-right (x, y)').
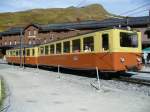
top-left (0, 78), bottom-right (6, 109)
top-left (0, 4), bottom-right (111, 31)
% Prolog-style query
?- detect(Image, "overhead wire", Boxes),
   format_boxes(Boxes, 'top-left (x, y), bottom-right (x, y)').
top-left (127, 9), bottom-right (149, 16)
top-left (119, 1), bottom-right (150, 16)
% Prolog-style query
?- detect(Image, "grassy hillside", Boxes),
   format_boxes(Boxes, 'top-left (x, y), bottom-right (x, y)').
top-left (0, 4), bottom-right (110, 31)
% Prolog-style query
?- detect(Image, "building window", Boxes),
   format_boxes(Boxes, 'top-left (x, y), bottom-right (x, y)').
top-left (5, 42), bottom-right (7, 45)
top-left (33, 39), bottom-right (36, 44)
top-left (9, 41), bottom-right (12, 45)
top-left (147, 33), bottom-right (150, 39)
top-left (14, 41), bottom-right (16, 45)
top-left (145, 29), bottom-right (150, 39)
top-left (29, 31), bottom-right (31, 36)
top-left (29, 40), bottom-right (32, 45)
top-left (44, 39), bottom-right (47, 43)
top-left (50, 34), bottom-right (54, 40)
top-left (34, 30), bottom-right (37, 35)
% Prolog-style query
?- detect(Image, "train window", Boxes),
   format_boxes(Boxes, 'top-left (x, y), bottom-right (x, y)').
top-left (56, 43), bottom-right (61, 54)
top-left (13, 51), bottom-right (15, 56)
top-left (26, 49), bottom-right (30, 56)
top-left (16, 50), bottom-right (19, 56)
top-left (23, 50), bottom-right (25, 56)
top-left (32, 49), bottom-right (35, 56)
top-left (72, 39), bottom-right (81, 53)
top-left (40, 47), bottom-right (44, 55)
top-left (83, 36), bottom-right (94, 52)
top-left (102, 34), bottom-right (109, 51)
top-left (50, 44), bottom-right (55, 54)
top-left (120, 32), bottom-right (138, 47)
top-left (45, 45), bottom-right (49, 55)
top-left (11, 51), bottom-right (13, 56)
top-left (18, 50), bottom-right (20, 56)
top-left (63, 41), bottom-right (70, 53)
top-left (10, 51), bottom-right (12, 56)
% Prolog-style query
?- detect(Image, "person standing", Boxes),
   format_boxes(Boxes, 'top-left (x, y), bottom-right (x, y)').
top-left (143, 52), bottom-right (148, 64)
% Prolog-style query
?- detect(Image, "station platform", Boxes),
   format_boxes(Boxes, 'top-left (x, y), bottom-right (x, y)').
top-left (139, 66), bottom-right (150, 73)
top-left (129, 66), bottom-right (150, 81)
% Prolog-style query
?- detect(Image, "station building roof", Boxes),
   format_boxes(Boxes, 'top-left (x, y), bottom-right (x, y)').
top-left (1, 16), bottom-right (150, 36)
top-left (2, 27), bottom-right (24, 36)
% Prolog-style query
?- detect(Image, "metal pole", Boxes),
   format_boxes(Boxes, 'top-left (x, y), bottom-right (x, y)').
top-left (58, 65), bottom-right (60, 73)
top-left (148, 10), bottom-right (150, 27)
top-left (20, 29), bottom-right (23, 68)
top-left (58, 65), bottom-right (61, 79)
top-left (37, 63), bottom-right (39, 69)
top-left (96, 67), bottom-right (101, 90)
top-left (126, 16), bottom-right (129, 26)
top-left (23, 47), bottom-right (25, 69)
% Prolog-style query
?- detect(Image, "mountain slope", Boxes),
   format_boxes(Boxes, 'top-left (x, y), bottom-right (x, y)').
top-left (0, 4), bottom-right (110, 31)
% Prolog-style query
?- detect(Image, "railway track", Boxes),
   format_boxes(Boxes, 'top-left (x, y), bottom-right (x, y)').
top-left (113, 76), bottom-right (150, 86)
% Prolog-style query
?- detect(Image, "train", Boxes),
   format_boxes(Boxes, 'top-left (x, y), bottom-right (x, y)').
top-left (5, 28), bottom-right (142, 73)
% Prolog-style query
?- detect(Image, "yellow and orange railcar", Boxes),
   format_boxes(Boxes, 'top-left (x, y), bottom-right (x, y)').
top-left (6, 47), bottom-right (38, 66)
top-left (6, 28), bottom-right (142, 72)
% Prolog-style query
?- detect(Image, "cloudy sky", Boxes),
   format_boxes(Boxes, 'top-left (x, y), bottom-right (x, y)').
top-left (0, 0), bottom-right (149, 16)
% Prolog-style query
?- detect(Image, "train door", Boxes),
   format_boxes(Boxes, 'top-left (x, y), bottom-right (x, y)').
top-left (102, 33), bottom-right (109, 51)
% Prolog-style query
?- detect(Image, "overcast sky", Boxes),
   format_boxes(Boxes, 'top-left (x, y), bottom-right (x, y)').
top-left (0, 0), bottom-right (149, 16)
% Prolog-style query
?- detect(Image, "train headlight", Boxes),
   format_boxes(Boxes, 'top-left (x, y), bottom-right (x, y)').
top-left (120, 57), bottom-right (125, 63)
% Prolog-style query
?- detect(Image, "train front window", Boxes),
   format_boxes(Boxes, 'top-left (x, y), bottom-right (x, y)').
top-left (120, 32), bottom-right (138, 47)
top-left (72, 39), bottom-right (80, 53)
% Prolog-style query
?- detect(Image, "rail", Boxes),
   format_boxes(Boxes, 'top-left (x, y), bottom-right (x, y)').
top-left (113, 76), bottom-right (150, 86)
